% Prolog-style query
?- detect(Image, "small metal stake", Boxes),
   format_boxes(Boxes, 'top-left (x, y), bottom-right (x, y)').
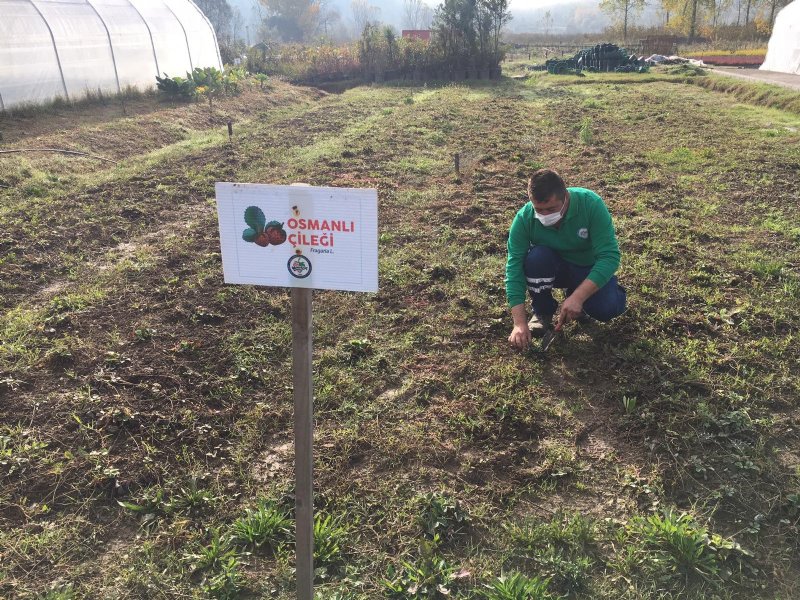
top-left (227, 119), bottom-right (233, 142)
top-left (454, 152), bottom-right (460, 176)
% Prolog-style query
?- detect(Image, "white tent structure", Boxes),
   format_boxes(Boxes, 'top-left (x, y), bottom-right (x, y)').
top-left (760, 0), bottom-right (800, 75)
top-left (0, 0), bottom-right (223, 111)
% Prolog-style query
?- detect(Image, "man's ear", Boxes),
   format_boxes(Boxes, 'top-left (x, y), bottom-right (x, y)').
top-left (566, 191), bottom-right (571, 201)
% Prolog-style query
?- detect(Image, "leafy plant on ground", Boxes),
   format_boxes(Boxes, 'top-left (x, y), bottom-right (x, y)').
top-left (505, 512), bottom-right (596, 594)
top-left (630, 508), bottom-right (753, 584)
top-left (483, 572), bottom-right (553, 600)
top-left (579, 117), bottom-right (593, 144)
top-left (202, 553), bottom-right (245, 600)
top-left (37, 584), bottom-right (77, 600)
top-left (622, 394), bottom-right (637, 415)
top-left (231, 499), bottom-right (291, 551)
top-left (506, 512), bottom-right (595, 554)
top-left (314, 512), bottom-right (349, 569)
top-left (254, 73), bottom-right (270, 89)
top-left (117, 478), bottom-right (219, 530)
top-left (191, 67), bottom-right (224, 112)
top-left (170, 477), bottom-right (220, 516)
top-left (383, 540), bottom-right (467, 599)
top-left (417, 493), bottom-right (471, 541)
top-left (184, 528), bottom-right (239, 573)
top-left (155, 74), bottom-right (196, 101)
top-left (222, 66), bottom-right (247, 95)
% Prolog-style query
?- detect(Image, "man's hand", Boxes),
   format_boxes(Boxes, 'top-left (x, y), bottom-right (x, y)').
top-left (509, 303), bottom-right (531, 350)
top-left (509, 323), bottom-right (532, 350)
top-left (556, 294), bottom-right (584, 330)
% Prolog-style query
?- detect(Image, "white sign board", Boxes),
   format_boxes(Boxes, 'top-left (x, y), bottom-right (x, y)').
top-left (215, 183), bottom-right (378, 292)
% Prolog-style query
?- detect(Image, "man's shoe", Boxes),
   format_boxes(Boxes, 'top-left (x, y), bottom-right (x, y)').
top-left (528, 313), bottom-right (554, 338)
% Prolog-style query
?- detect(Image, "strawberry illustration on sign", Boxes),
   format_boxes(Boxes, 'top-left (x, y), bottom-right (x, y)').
top-left (265, 220), bottom-right (288, 245)
top-left (242, 206), bottom-right (287, 247)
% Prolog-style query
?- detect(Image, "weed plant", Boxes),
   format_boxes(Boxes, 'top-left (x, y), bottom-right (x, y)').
top-left (231, 500), bottom-right (291, 551)
top-left (483, 572), bottom-right (553, 600)
top-left (579, 117), bottom-right (593, 144)
top-left (417, 493), bottom-right (471, 541)
top-left (314, 512), bottom-right (349, 571)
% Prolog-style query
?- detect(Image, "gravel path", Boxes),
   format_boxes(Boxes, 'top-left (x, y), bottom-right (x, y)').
top-left (710, 67), bottom-right (800, 91)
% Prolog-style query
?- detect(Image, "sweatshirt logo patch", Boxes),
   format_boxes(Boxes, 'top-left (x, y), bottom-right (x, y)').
top-left (577, 228), bottom-right (589, 239)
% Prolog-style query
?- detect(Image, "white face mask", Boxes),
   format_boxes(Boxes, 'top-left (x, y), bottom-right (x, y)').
top-left (534, 202), bottom-right (565, 227)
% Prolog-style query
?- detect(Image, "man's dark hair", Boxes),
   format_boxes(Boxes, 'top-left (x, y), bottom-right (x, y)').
top-left (528, 169), bottom-right (567, 204)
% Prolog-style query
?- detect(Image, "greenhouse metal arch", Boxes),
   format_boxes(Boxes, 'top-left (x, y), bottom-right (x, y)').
top-left (0, 0), bottom-right (223, 110)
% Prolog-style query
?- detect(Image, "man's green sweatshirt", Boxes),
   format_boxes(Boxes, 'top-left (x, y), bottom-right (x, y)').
top-left (505, 187), bottom-right (620, 307)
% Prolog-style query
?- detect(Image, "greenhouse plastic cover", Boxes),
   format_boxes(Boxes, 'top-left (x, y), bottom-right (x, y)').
top-left (0, 0), bottom-right (222, 110)
top-left (760, 0), bottom-right (800, 75)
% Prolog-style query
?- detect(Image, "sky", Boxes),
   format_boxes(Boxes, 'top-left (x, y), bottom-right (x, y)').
top-left (509, 0), bottom-right (569, 10)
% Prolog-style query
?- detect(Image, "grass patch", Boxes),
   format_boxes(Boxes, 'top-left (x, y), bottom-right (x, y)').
top-left (1, 74), bottom-right (798, 599)
top-left (688, 74), bottom-right (800, 114)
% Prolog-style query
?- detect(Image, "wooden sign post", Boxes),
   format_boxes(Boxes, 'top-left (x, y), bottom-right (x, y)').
top-left (292, 287), bottom-right (314, 600)
top-left (215, 183), bottom-right (378, 599)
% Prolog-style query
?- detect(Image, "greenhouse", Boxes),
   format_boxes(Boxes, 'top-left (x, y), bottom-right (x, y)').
top-left (760, 0), bottom-right (799, 75)
top-left (0, 0), bottom-right (223, 110)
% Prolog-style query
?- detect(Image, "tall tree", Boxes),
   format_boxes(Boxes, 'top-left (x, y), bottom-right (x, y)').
top-left (259, 0), bottom-right (322, 41)
top-left (318, 0), bottom-right (341, 38)
top-left (599, 0), bottom-right (646, 42)
top-left (483, 0), bottom-right (511, 59)
top-left (195, 0), bottom-right (234, 42)
top-left (231, 7), bottom-right (245, 43)
top-left (766, 0), bottom-right (790, 26)
top-left (710, 0), bottom-right (729, 29)
top-left (663, 0), bottom-right (713, 38)
top-left (753, 0), bottom-right (788, 26)
top-left (351, 0), bottom-right (380, 36)
top-left (403, 0), bottom-right (428, 29)
top-left (543, 10), bottom-right (553, 39)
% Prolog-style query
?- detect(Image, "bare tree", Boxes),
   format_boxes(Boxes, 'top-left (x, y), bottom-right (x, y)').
top-left (403, 0), bottom-right (426, 29)
top-left (543, 9), bottom-right (553, 39)
top-left (195, 0), bottom-right (234, 42)
top-left (420, 4), bottom-right (434, 28)
top-left (318, 0), bottom-right (341, 37)
top-left (351, 0), bottom-right (380, 36)
top-left (711, 0), bottom-right (729, 28)
top-left (231, 7), bottom-right (245, 43)
top-left (767, 0), bottom-right (790, 25)
top-left (600, 0), bottom-right (646, 42)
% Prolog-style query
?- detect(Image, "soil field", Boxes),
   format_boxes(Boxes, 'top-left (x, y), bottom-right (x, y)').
top-left (1, 70), bottom-right (799, 599)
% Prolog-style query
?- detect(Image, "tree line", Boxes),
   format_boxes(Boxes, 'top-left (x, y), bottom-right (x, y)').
top-left (599, 0), bottom-right (791, 42)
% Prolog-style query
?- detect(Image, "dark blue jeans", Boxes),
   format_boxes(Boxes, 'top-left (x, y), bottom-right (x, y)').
top-left (524, 245), bottom-right (627, 321)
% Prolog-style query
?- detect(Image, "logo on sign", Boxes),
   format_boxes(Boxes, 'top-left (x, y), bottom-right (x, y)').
top-left (288, 255), bottom-right (312, 278)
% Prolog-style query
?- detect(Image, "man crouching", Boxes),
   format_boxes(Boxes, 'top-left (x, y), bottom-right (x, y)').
top-left (506, 169), bottom-right (627, 350)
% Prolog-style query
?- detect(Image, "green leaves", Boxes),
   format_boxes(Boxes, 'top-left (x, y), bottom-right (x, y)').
top-left (231, 500), bottom-right (291, 551)
top-left (244, 206), bottom-right (266, 233)
top-left (484, 572), bottom-right (553, 600)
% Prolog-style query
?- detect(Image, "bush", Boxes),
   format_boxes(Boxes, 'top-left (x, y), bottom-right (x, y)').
top-left (155, 66), bottom-right (245, 108)
top-left (155, 74), bottom-right (196, 101)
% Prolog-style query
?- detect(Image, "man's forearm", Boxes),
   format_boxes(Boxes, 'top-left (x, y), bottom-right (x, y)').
top-left (511, 303), bottom-right (527, 326)
top-left (570, 279), bottom-right (599, 303)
